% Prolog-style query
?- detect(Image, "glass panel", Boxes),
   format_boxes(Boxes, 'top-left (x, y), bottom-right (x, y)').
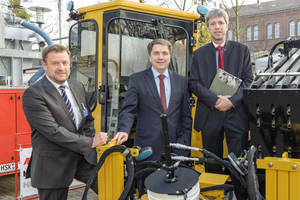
top-left (69, 21), bottom-right (97, 110)
top-left (267, 24), bottom-right (272, 39)
top-left (254, 25), bottom-right (258, 40)
top-left (247, 27), bottom-right (251, 41)
top-left (106, 18), bottom-right (189, 139)
top-left (298, 21), bottom-right (300, 36)
top-left (275, 23), bottom-right (280, 38)
top-left (228, 30), bottom-right (232, 40)
top-left (290, 21), bottom-right (295, 37)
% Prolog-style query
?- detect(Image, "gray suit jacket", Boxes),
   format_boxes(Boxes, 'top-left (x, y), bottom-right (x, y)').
top-left (22, 76), bottom-right (95, 189)
top-left (118, 68), bottom-right (192, 161)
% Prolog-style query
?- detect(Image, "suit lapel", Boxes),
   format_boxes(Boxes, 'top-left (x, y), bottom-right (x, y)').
top-left (68, 80), bottom-right (84, 128)
top-left (144, 68), bottom-right (165, 113)
top-left (168, 70), bottom-right (177, 113)
top-left (42, 77), bottom-right (76, 127)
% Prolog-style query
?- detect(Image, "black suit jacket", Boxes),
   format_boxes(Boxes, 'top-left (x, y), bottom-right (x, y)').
top-left (22, 76), bottom-right (95, 189)
top-left (189, 40), bottom-right (253, 132)
top-left (118, 68), bottom-right (192, 161)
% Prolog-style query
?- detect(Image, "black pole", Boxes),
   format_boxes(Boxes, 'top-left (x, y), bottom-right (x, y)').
top-left (160, 114), bottom-right (174, 179)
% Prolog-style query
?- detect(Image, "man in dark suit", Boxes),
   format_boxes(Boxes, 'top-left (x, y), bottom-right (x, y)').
top-left (22, 44), bottom-right (108, 200)
top-left (188, 9), bottom-right (253, 200)
top-left (112, 39), bottom-right (192, 161)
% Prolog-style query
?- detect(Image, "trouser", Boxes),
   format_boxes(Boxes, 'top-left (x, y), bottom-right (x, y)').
top-left (201, 108), bottom-right (248, 200)
top-left (38, 155), bottom-right (98, 200)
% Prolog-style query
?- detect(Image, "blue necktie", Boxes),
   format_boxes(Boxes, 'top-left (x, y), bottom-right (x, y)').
top-left (59, 85), bottom-right (76, 126)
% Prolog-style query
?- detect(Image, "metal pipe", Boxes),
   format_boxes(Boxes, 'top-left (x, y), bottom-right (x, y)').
top-left (3, 12), bottom-right (53, 85)
top-left (18, 19), bottom-right (52, 45)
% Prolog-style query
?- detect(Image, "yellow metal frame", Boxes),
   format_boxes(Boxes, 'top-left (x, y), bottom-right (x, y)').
top-left (96, 141), bottom-right (139, 200)
top-left (257, 152), bottom-right (300, 200)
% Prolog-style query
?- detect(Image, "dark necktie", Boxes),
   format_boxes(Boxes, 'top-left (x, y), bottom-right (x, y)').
top-left (217, 46), bottom-right (224, 70)
top-left (158, 75), bottom-right (167, 113)
top-left (59, 85), bottom-right (76, 126)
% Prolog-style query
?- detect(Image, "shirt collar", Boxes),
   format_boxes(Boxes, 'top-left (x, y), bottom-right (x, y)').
top-left (151, 67), bottom-right (169, 78)
top-left (45, 75), bottom-right (69, 90)
top-left (212, 40), bottom-right (226, 48)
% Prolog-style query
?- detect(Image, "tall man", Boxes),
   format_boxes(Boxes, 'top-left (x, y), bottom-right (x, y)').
top-left (188, 9), bottom-right (253, 200)
top-left (22, 44), bottom-right (108, 200)
top-left (113, 39), bottom-right (192, 161)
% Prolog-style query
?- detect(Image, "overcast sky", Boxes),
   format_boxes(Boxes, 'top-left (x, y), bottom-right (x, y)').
top-left (19, 0), bottom-right (275, 9)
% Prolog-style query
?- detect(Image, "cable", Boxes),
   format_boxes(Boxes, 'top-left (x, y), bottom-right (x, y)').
top-left (201, 149), bottom-right (247, 189)
top-left (82, 145), bottom-right (134, 200)
top-left (247, 145), bottom-right (264, 200)
top-left (200, 184), bottom-right (234, 193)
top-left (170, 144), bottom-right (247, 189)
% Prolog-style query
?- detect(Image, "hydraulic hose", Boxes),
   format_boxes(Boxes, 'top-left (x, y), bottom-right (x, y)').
top-left (247, 145), bottom-right (264, 200)
top-left (201, 184), bottom-right (234, 193)
top-left (134, 161), bottom-right (161, 173)
top-left (82, 145), bottom-right (134, 200)
top-left (170, 143), bottom-right (247, 188)
top-left (201, 149), bottom-right (247, 189)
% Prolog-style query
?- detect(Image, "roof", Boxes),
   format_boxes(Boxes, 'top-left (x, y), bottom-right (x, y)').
top-left (227, 0), bottom-right (300, 17)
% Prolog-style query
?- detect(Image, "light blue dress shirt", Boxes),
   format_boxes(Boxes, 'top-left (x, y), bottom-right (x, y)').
top-left (151, 67), bottom-right (171, 108)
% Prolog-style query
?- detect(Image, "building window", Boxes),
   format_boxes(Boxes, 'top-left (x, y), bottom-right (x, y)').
top-left (267, 24), bottom-right (272, 39)
top-left (228, 30), bottom-right (232, 40)
top-left (254, 25), bottom-right (258, 40)
top-left (275, 23), bottom-right (280, 38)
top-left (298, 21), bottom-right (300, 36)
top-left (290, 21), bottom-right (295, 36)
top-left (247, 26), bottom-right (251, 41)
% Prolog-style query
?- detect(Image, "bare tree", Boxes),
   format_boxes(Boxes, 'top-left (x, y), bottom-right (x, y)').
top-left (221, 0), bottom-right (246, 42)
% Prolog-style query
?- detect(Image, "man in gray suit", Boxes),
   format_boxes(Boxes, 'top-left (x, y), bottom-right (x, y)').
top-left (22, 44), bottom-right (108, 200)
top-left (113, 39), bottom-right (192, 161)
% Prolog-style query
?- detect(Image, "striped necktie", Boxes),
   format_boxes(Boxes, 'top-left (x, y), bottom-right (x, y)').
top-left (59, 85), bottom-right (76, 126)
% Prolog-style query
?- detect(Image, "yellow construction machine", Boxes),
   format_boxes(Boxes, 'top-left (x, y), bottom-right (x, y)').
top-left (65, 1), bottom-right (300, 199)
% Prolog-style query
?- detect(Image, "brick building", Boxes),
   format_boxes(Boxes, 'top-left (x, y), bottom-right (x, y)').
top-left (226, 0), bottom-right (300, 53)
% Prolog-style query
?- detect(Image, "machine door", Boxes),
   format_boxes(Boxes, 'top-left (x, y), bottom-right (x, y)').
top-left (102, 11), bottom-right (194, 141)
top-left (69, 20), bottom-right (98, 111)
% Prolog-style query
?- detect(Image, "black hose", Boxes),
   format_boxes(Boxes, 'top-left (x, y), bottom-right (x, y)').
top-left (82, 145), bottom-right (134, 200)
top-left (133, 168), bottom-right (158, 181)
top-left (247, 145), bottom-right (264, 200)
top-left (134, 161), bottom-right (161, 172)
top-left (201, 184), bottom-right (234, 193)
top-left (201, 149), bottom-right (247, 189)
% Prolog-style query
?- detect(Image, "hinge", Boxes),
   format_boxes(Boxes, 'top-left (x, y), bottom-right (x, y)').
top-left (190, 96), bottom-right (195, 107)
top-left (191, 36), bottom-right (197, 47)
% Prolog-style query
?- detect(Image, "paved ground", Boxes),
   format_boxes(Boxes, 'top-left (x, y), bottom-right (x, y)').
top-left (0, 173), bottom-right (238, 200)
top-left (0, 174), bottom-right (98, 200)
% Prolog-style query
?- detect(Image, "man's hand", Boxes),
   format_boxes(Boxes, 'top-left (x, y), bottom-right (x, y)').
top-left (92, 132), bottom-right (108, 148)
top-left (111, 132), bottom-right (128, 144)
top-left (215, 98), bottom-right (222, 107)
top-left (215, 95), bottom-right (233, 112)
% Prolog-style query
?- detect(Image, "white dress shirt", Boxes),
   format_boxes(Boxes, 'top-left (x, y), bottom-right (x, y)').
top-left (46, 75), bottom-right (82, 129)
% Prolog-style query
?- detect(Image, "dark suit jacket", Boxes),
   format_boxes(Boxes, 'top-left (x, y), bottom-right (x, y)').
top-left (188, 40), bottom-right (253, 132)
top-left (118, 68), bottom-right (192, 161)
top-left (22, 76), bottom-right (95, 189)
